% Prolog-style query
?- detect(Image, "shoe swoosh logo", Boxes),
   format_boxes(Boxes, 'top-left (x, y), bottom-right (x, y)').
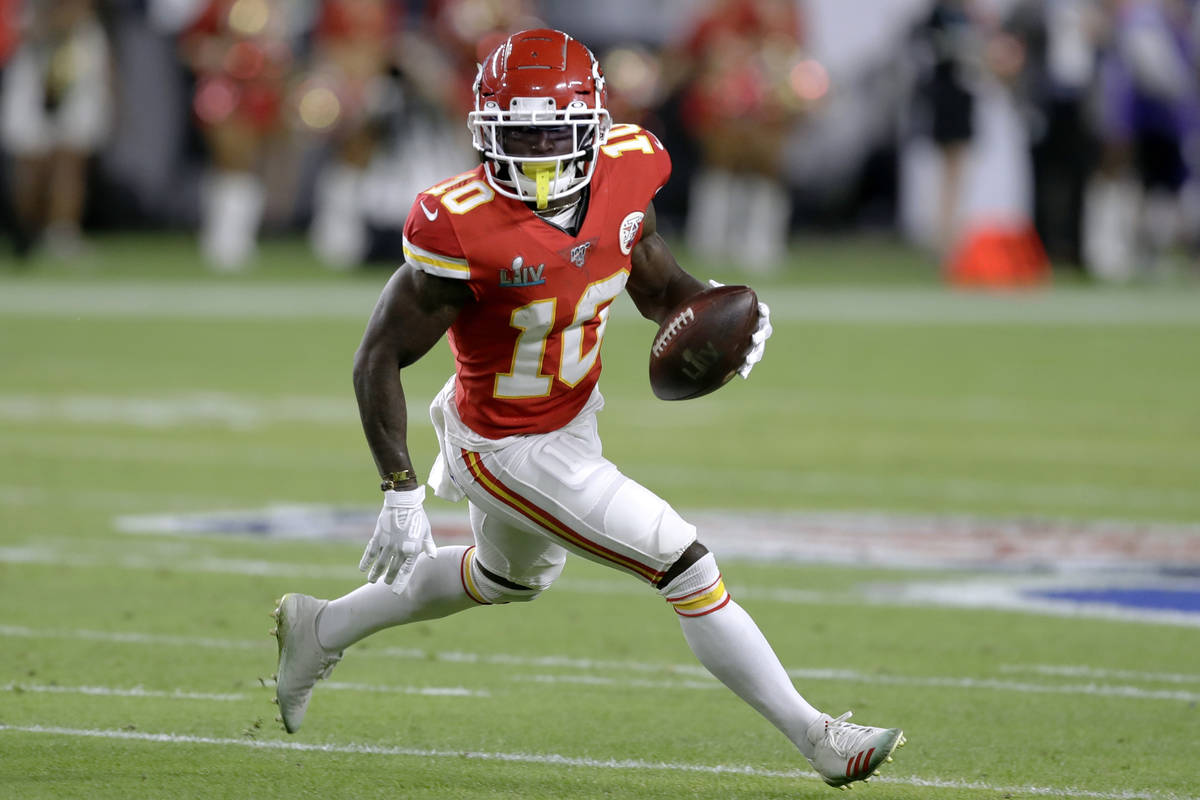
top-left (419, 200), bottom-right (439, 221)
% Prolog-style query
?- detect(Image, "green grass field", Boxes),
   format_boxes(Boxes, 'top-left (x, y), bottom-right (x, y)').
top-left (2, 234), bottom-right (1199, 799)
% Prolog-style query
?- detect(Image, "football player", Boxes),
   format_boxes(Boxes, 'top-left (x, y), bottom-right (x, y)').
top-left (272, 28), bottom-right (904, 789)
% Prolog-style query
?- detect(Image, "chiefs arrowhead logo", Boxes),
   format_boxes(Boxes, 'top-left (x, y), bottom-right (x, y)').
top-left (618, 212), bottom-right (644, 256)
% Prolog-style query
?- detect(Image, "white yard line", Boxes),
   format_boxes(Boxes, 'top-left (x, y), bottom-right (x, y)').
top-left (321, 682), bottom-right (488, 697)
top-left (1, 683), bottom-right (245, 701)
top-left (1, 623), bottom-right (1194, 703)
top-left (999, 665), bottom-right (1200, 684)
top-left (1, 681), bottom-right (484, 700)
top-left (0, 547), bottom-right (357, 580)
top-left (0, 723), bottom-right (1190, 800)
top-left (3, 282), bottom-right (1199, 325)
top-left (0, 393), bottom-right (356, 430)
top-left (0, 485), bottom-right (246, 510)
top-left (517, 671), bottom-right (1200, 703)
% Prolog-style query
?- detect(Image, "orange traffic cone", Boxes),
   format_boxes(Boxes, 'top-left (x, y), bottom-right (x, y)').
top-left (945, 222), bottom-right (1050, 288)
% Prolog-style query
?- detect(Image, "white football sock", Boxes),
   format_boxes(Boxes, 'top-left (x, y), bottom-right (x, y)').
top-left (678, 600), bottom-right (823, 757)
top-left (663, 554), bottom-right (823, 757)
top-left (316, 544), bottom-right (478, 651)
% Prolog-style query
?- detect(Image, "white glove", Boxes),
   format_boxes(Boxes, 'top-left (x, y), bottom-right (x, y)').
top-left (738, 300), bottom-right (772, 379)
top-left (359, 486), bottom-right (437, 594)
top-left (708, 280), bottom-right (772, 379)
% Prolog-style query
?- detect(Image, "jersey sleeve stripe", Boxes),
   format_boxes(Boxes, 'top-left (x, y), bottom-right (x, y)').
top-left (402, 236), bottom-right (471, 279)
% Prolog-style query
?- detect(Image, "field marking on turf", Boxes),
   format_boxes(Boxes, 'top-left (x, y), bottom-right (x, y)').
top-left (0, 546), bottom-right (357, 580)
top-left (1000, 664), bottom-right (1200, 684)
top-left (2, 623), bottom-right (1195, 704)
top-left (0, 546), bottom-right (854, 601)
top-left (513, 670), bottom-right (1200, 703)
top-left (321, 682), bottom-right (487, 697)
top-left (520, 674), bottom-right (725, 692)
top-left (0, 485), bottom-right (246, 511)
top-left (7, 536), bottom-right (1200, 630)
top-left (0, 393), bottom-right (357, 430)
top-left (0, 680), bottom-right (485, 701)
top-left (2, 683), bottom-right (245, 701)
top-left (4, 281), bottom-right (1200, 326)
top-left (0, 724), bottom-right (1191, 800)
top-left (75, 504), bottom-right (1200, 568)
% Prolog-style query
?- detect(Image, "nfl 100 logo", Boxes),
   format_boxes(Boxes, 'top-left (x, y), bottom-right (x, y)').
top-left (569, 240), bottom-right (592, 267)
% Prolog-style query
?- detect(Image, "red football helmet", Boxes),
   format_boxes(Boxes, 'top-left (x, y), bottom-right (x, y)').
top-left (468, 29), bottom-right (611, 208)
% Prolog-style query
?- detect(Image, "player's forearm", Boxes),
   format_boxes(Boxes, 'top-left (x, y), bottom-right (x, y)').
top-left (352, 348), bottom-right (419, 489)
top-left (632, 266), bottom-right (705, 325)
top-left (628, 236), bottom-right (706, 324)
top-left (659, 270), bottom-right (706, 317)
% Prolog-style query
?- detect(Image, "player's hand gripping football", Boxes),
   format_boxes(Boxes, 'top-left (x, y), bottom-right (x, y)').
top-left (708, 280), bottom-right (772, 378)
top-left (359, 486), bottom-right (437, 595)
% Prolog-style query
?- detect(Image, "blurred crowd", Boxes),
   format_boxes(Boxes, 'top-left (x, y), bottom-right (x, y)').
top-left (1, 0), bottom-right (1199, 281)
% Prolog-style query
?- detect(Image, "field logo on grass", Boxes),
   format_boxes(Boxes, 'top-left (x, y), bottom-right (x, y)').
top-left (114, 507), bottom-right (1200, 625)
top-left (114, 505), bottom-right (474, 543)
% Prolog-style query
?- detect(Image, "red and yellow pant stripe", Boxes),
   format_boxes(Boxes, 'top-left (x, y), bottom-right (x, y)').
top-left (460, 449), bottom-right (665, 585)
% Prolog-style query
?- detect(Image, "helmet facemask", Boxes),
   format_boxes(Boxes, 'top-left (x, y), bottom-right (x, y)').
top-left (469, 96), bottom-right (611, 209)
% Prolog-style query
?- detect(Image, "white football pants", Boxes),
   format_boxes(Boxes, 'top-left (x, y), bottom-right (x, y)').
top-left (428, 378), bottom-right (696, 590)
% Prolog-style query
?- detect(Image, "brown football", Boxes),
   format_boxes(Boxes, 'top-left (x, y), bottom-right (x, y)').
top-left (648, 285), bottom-right (759, 401)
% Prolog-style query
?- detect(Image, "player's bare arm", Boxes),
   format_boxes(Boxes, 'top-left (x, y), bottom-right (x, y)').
top-left (353, 263), bottom-right (471, 489)
top-left (626, 201), bottom-right (706, 325)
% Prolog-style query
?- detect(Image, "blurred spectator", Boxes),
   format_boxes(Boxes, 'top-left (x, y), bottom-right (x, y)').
top-left (1085, 0), bottom-right (1199, 281)
top-left (911, 0), bottom-right (981, 257)
top-left (1, 0), bottom-right (112, 260)
top-left (0, 0), bottom-right (17, 67)
top-left (178, 0), bottom-right (301, 270)
top-left (672, 0), bottom-right (809, 273)
top-left (902, 0), bottom-right (1051, 288)
top-left (344, 0), bottom-right (538, 259)
top-left (1006, 0), bottom-right (1105, 269)
top-left (392, 0), bottom-right (540, 125)
top-left (303, 0), bottom-right (401, 268)
top-left (601, 42), bottom-right (670, 132)
top-left (0, 0), bottom-right (19, 254)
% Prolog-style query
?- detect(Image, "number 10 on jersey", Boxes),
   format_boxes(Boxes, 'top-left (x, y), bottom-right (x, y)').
top-left (494, 271), bottom-right (627, 398)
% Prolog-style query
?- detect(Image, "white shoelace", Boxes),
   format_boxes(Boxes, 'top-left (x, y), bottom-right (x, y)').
top-left (824, 711), bottom-right (882, 755)
top-left (317, 651), bottom-right (342, 679)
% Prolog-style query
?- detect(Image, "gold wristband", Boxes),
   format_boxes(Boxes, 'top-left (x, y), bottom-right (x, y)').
top-left (380, 469), bottom-right (413, 491)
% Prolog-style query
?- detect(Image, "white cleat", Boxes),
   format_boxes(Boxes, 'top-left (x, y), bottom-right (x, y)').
top-left (806, 711), bottom-right (906, 788)
top-left (271, 593), bottom-right (342, 734)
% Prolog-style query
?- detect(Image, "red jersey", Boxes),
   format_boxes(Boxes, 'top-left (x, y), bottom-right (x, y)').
top-left (402, 124), bottom-right (671, 438)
